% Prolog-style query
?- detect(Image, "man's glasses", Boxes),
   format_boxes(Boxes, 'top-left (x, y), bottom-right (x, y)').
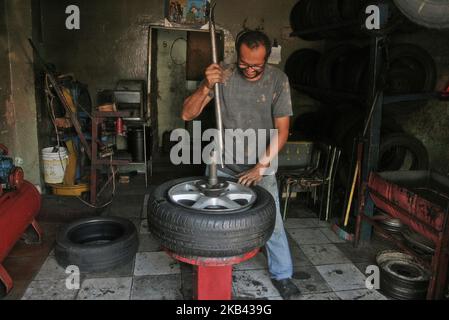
top-left (238, 61), bottom-right (266, 72)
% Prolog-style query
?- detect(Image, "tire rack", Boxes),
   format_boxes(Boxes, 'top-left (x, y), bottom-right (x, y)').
top-left (291, 14), bottom-right (448, 242)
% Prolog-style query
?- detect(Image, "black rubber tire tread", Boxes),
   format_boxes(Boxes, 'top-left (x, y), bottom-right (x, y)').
top-left (384, 44), bottom-right (436, 116)
top-left (285, 49), bottom-right (321, 86)
top-left (316, 44), bottom-right (359, 89)
top-left (55, 217), bottom-right (139, 272)
top-left (379, 133), bottom-right (429, 171)
top-left (148, 177), bottom-right (276, 257)
top-left (393, 0), bottom-right (449, 29)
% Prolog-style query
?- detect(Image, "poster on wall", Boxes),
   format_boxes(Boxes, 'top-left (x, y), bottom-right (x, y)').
top-left (166, 0), bottom-right (209, 25)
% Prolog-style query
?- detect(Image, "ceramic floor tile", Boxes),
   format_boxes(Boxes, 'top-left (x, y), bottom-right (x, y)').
top-left (131, 274), bottom-right (183, 300)
top-left (300, 244), bottom-right (351, 266)
top-left (232, 270), bottom-right (279, 299)
top-left (33, 256), bottom-right (68, 280)
top-left (138, 232), bottom-right (162, 252)
top-left (83, 259), bottom-right (135, 279)
top-left (316, 264), bottom-right (367, 291)
top-left (291, 266), bottom-right (333, 295)
top-left (284, 218), bottom-right (320, 230)
top-left (77, 277), bottom-right (133, 300)
top-left (288, 228), bottom-right (332, 246)
top-left (233, 253), bottom-right (268, 271)
top-left (319, 227), bottom-right (347, 244)
top-left (140, 219), bottom-right (150, 234)
top-left (335, 289), bottom-right (388, 300)
top-left (142, 194), bottom-right (150, 219)
top-left (134, 252), bottom-right (180, 276)
top-left (21, 279), bottom-right (78, 300)
top-left (293, 292), bottom-right (340, 300)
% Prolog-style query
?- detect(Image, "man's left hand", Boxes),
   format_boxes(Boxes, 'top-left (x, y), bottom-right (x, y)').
top-left (237, 164), bottom-right (268, 187)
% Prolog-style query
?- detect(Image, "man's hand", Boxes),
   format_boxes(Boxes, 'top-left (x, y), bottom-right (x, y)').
top-left (237, 163), bottom-right (269, 187)
top-left (204, 64), bottom-right (225, 89)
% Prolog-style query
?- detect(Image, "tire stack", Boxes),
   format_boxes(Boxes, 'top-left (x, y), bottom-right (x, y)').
top-left (290, 0), bottom-right (411, 40)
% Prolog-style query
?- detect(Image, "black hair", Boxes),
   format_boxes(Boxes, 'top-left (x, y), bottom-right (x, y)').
top-left (235, 30), bottom-right (272, 61)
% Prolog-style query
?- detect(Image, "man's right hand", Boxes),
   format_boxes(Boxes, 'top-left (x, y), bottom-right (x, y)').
top-left (204, 64), bottom-right (225, 89)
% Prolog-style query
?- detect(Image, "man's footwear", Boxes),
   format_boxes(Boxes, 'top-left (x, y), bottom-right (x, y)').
top-left (271, 278), bottom-right (301, 300)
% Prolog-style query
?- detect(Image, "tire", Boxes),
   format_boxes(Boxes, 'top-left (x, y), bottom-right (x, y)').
top-left (393, 0), bottom-right (449, 29)
top-left (148, 177), bottom-right (276, 257)
top-left (316, 45), bottom-right (358, 89)
top-left (384, 44), bottom-right (436, 115)
top-left (55, 217), bottom-right (139, 272)
top-left (379, 133), bottom-right (429, 171)
top-left (285, 49), bottom-right (321, 87)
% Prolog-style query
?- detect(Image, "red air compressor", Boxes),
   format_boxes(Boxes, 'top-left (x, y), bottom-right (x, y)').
top-left (0, 144), bottom-right (42, 296)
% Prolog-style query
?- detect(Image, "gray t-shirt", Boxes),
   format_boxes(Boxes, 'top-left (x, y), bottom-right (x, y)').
top-left (212, 64), bottom-right (293, 174)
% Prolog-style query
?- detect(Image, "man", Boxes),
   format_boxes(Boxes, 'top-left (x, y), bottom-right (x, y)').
top-left (182, 30), bottom-right (300, 299)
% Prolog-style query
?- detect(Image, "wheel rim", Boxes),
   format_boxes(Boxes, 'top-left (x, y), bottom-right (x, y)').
top-left (168, 180), bottom-right (257, 213)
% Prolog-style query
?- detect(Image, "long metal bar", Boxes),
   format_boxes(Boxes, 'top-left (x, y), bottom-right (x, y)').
top-left (209, 3), bottom-right (224, 172)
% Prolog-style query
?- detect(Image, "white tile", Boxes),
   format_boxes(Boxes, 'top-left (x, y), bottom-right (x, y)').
top-left (267, 296), bottom-right (283, 300)
top-left (131, 275), bottom-right (183, 300)
top-left (140, 219), bottom-right (150, 234)
top-left (300, 244), bottom-right (351, 266)
top-left (284, 218), bottom-right (320, 229)
top-left (233, 253), bottom-right (268, 271)
top-left (291, 266), bottom-right (333, 294)
top-left (293, 292), bottom-right (340, 300)
top-left (77, 277), bottom-right (133, 300)
top-left (319, 227), bottom-right (347, 244)
top-left (288, 229), bottom-right (332, 246)
top-left (335, 289), bottom-right (388, 300)
top-left (134, 252), bottom-right (181, 276)
top-left (232, 270), bottom-right (279, 299)
top-left (138, 233), bottom-right (162, 252)
top-left (34, 256), bottom-right (67, 280)
top-left (316, 264), bottom-right (367, 291)
top-left (21, 279), bottom-right (78, 300)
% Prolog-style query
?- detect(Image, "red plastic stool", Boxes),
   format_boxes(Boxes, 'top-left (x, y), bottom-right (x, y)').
top-left (167, 248), bottom-right (259, 300)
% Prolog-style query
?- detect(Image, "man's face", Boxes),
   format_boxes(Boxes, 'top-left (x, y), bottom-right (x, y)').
top-left (238, 43), bottom-right (267, 81)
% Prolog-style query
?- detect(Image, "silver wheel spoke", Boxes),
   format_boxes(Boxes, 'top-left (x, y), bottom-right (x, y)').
top-left (168, 180), bottom-right (257, 213)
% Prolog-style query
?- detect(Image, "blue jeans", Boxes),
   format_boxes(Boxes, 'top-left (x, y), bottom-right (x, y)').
top-left (214, 170), bottom-right (294, 280)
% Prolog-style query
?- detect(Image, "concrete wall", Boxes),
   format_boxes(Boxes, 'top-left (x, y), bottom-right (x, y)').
top-left (37, 0), bottom-right (310, 112)
top-left (0, 0), bottom-right (41, 186)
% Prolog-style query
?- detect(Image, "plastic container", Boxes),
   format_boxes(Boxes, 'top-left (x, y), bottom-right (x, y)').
top-left (42, 147), bottom-right (68, 184)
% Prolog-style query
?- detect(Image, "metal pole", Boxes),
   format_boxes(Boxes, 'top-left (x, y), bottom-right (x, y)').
top-left (209, 3), bottom-right (224, 176)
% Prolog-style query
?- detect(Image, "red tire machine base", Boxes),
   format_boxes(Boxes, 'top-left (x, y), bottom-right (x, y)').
top-left (168, 249), bottom-right (259, 300)
top-left (0, 181), bottom-right (42, 294)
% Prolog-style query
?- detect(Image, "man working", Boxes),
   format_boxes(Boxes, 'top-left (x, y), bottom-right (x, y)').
top-left (182, 30), bottom-right (300, 299)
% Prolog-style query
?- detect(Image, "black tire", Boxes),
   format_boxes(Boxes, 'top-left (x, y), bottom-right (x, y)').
top-left (285, 49), bottom-right (321, 87)
top-left (55, 217), bottom-right (138, 272)
top-left (316, 45), bottom-right (358, 89)
top-left (384, 44), bottom-right (436, 115)
top-left (148, 177), bottom-right (276, 258)
top-left (379, 133), bottom-right (429, 172)
top-left (394, 0), bottom-right (449, 29)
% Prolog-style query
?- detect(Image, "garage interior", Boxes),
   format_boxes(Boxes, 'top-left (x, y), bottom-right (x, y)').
top-left (1, 0), bottom-right (449, 301)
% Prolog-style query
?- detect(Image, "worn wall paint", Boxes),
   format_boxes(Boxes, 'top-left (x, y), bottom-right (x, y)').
top-left (0, 0), bottom-right (41, 186)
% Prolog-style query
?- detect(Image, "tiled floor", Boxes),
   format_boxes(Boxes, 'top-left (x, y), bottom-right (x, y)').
top-left (3, 174), bottom-right (394, 300)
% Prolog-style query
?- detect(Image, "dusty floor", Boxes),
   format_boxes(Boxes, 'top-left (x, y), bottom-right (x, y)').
top-left (3, 168), bottom-right (396, 300)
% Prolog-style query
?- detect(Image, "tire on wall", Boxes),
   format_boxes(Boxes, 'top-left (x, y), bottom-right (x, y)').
top-left (55, 217), bottom-right (139, 272)
top-left (393, 0), bottom-right (449, 29)
top-left (148, 177), bottom-right (276, 258)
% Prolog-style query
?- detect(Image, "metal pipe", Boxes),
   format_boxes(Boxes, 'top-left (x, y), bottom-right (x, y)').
top-left (208, 151), bottom-right (218, 186)
top-left (209, 3), bottom-right (224, 169)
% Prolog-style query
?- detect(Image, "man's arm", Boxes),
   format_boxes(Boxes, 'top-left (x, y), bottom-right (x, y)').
top-left (181, 63), bottom-right (224, 121)
top-left (238, 116), bottom-right (290, 186)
